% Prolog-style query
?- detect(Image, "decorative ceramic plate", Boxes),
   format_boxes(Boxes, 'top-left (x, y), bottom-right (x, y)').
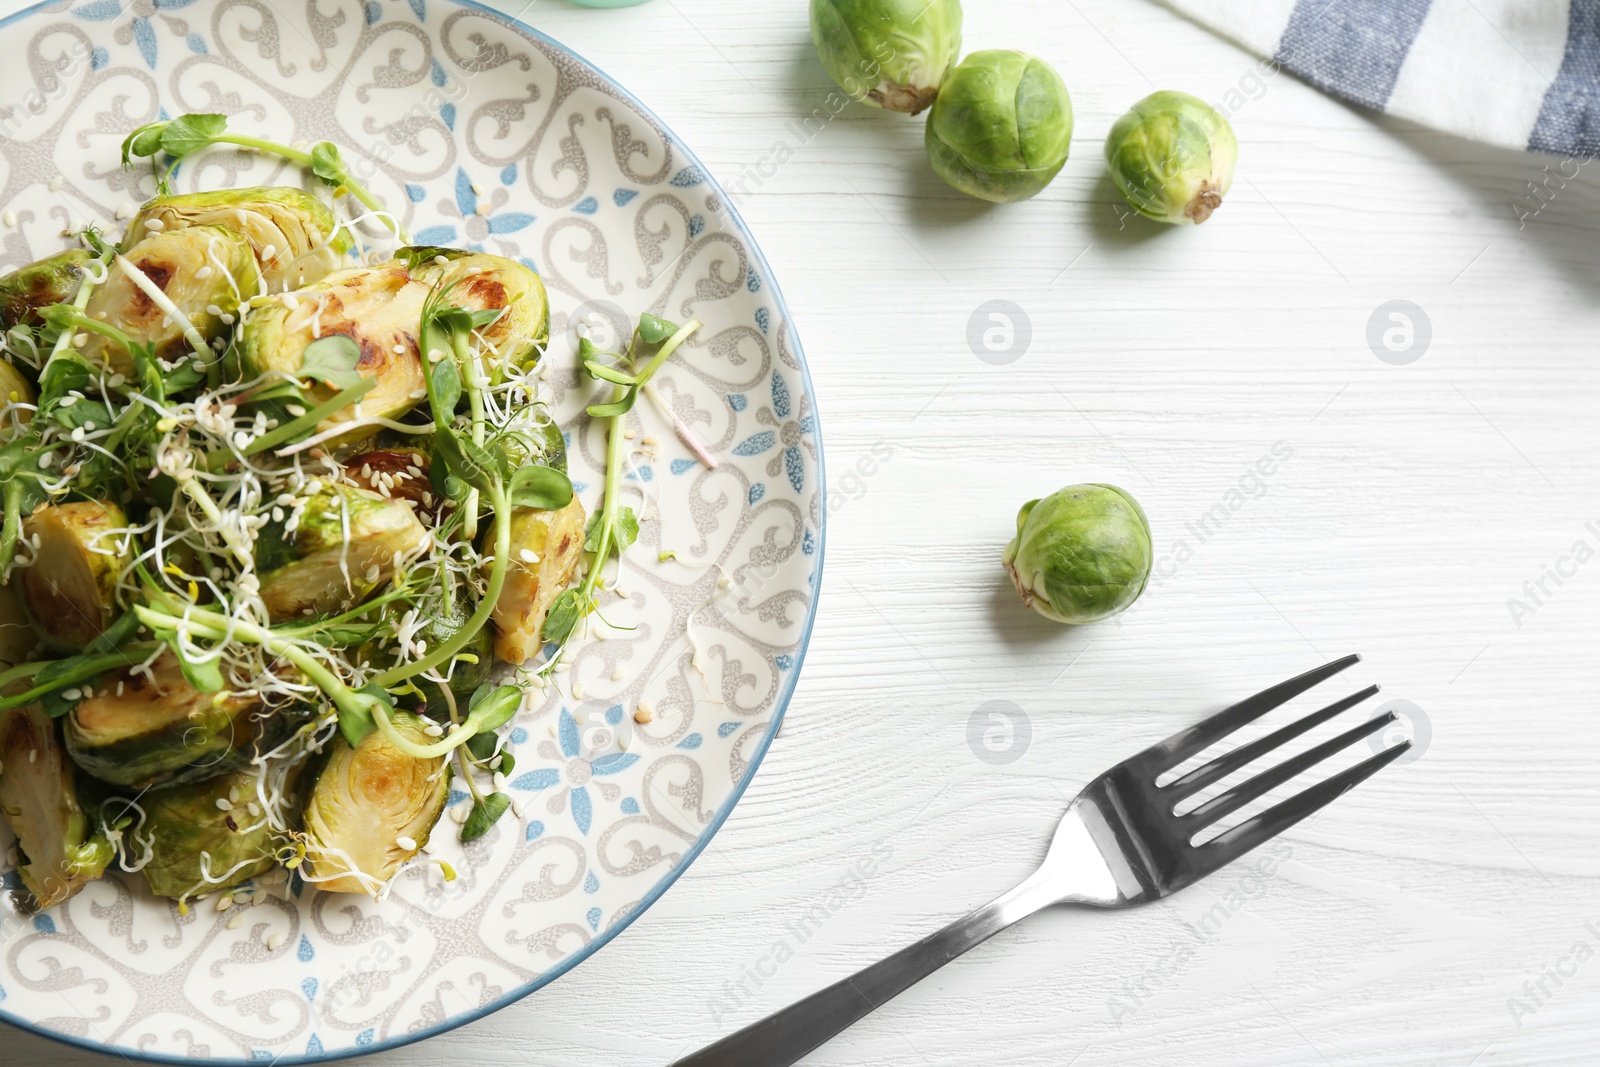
top-left (0, 0), bottom-right (822, 1060)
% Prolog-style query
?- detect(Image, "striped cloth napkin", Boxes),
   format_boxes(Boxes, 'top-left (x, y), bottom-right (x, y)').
top-left (1163, 0), bottom-right (1599, 157)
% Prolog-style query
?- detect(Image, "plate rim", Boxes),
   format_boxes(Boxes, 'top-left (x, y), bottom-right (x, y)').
top-left (0, 0), bottom-right (826, 1061)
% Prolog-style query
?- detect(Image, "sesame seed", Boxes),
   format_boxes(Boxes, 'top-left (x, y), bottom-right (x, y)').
top-left (266, 932), bottom-right (284, 952)
top-left (206, 304), bottom-right (223, 317)
top-left (72, 332), bottom-right (87, 348)
top-left (61, 688), bottom-right (82, 701)
top-left (396, 835), bottom-right (417, 851)
top-left (519, 549), bottom-right (538, 563)
top-left (572, 682), bottom-right (584, 700)
top-left (47, 175), bottom-right (62, 191)
top-left (215, 798), bottom-right (233, 811)
top-left (1, 211), bottom-right (13, 227)
top-left (433, 255), bottom-right (449, 266)
top-left (634, 708), bottom-right (654, 724)
top-left (423, 723), bottom-right (444, 737)
top-left (392, 343), bottom-right (404, 355)
top-left (262, 244), bottom-right (276, 259)
top-left (226, 911), bottom-right (244, 930)
top-left (471, 182), bottom-right (484, 196)
top-left (611, 668), bottom-right (624, 682)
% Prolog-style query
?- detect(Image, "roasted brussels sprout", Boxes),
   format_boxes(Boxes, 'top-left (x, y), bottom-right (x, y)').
top-left (1104, 91), bottom-right (1237, 225)
top-left (255, 482), bottom-right (428, 622)
top-left (406, 246), bottom-right (549, 371)
top-left (0, 248), bottom-right (91, 332)
top-left (15, 500), bottom-right (133, 651)
top-left (0, 704), bottom-right (114, 908)
top-left (302, 710), bottom-right (449, 894)
top-left (1003, 484), bottom-right (1152, 624)
top-left (810, 0), bottom-right (962, 114)
top-left (0, 580), bottom-right (36, 667)
top-left (64, 650), bottom-right (293, 790)
top-left (127, 186), bottom-right (351, 291)
top-left (81, 226), bottom-right (261, 375)
top-left (491, 496), bottom-right (586, 664)
top-left (240, 260), bottom-right (427, 427)
top-left (137, 767), bottom-right (288, 901)
top-left (925, 50), bottom-right (1073, 203)
top-left (343, 448), bottom-right (434, 515)
top-left (0, 358), bottom-right (34, 434)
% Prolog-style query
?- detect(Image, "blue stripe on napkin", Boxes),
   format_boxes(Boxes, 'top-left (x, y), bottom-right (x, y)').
top-left (1529, 0), bottom-right (1600, 156)
top-left (1276, 0), bottom-right (1435, 111)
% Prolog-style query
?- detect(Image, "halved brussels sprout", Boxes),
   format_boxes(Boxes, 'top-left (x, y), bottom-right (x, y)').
top-left (16, 500), bottom-right (132, 651)
top-left (81, 226), bottom-right (261, 376)
top-left (0, 581), bottom-right (36, 667)
top-left (0, 359), bottom-right (35, 434)
top-left (64, 649), bottom-right (295, 790)
top-left (255, 482), bottom-right (428, 622)
top-left (0, 248), bottom-right (92, 333)
top-left (0, 704), bottom-right (115, 908)
top-left (240, 260), bottom-right (428, 428)
top-left (302, 710), bottom-right (449, 895)
top-left (137, 767), bottom-right (288, 901)
top-left (405, 246), bottom-right (549, 371)
top-left (127, 186), bottom-right (351, 291)
top-left (342, 448), bottom-right (434, 516)
top-left (490, 496), bottom-right (586, 664)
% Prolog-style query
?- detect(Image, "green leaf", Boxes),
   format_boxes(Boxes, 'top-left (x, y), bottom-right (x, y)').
top-left (497, 751), bottom-right (516, 777)
top-left (466, 308), bottom-right (504, 329)
top-left (540, 588), bottom-right (588, 646)
top-left (613, 506), bottom-right (640, 553)
top-left (297, 334), bottom-right (364, 390)
top-left (461, 792), bottom-right (511, 841)
top-left (309, 141), bottom-right (346, 186)
top-left (170, 645), bottom-right (225, 693)
top-left (35, 657), bottom-right (93, 718)
top-left (587, 388), bottom-right (638, 419)
top-left (158, 113), bottom-right (227, 160)
top-left (636, 313), bottom-right (678, 345)
top-left (508, 464), bottom-right (573, 511)
top-left (430, 357), bottom-right (461, 418)
top-left (340, 683), bottom-right (390, 748)
top-left (466, 684), bottom-right (522, 734)
top-left (86, 611), bottom-right (140, 657)
top-left (465, 730), bottom-right (498, 763)
top-left (432, 427), bottom-right (497, 493)
top-left (122, 121), bottom-right (168, 165)
top-left (582, 360), bottom-right (637, 387)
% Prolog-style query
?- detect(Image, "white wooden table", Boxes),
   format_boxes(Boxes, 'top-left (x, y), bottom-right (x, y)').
top-left (22, 0), bottom-right (1600, 1064)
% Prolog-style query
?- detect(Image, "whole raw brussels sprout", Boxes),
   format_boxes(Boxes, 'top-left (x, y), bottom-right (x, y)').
top-left (15, 500), bottom-right (132, 651)
top-left (301, 710), bottom-right (449, 895)
top-left (0, 248), bottom-right (92, 332)
top-left (1002, 484), bottom-right (1152, 624)
top-left (810, 0), bottom-right (962, 115)
top-left (925, 50), bottom-right (1073, 203)
top-left (135, 767), bottom-right (291, 901)
top-left (0, 703), bottom-right (115, 908)
top-left (127, 186), bottom-right (351, 290)
top-left (1104, 91), bottom-right (1237, 224)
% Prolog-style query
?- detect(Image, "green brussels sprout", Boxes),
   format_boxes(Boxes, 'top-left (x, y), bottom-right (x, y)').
top-left (0, 580), bottom-right (36, 667)
top-left (136, 767), bottom-right (292, 901)
top-left (81, 225), bottom-right (261, 376)
top-left (241, 260), bottom-right (426, 429)
top-left (127, 186), bottom-right (351, 291)
top-left (0, 359), bottom-right (34, 434)
top-left (15, 500), bottom-right (133, 652)
top-left (925, 50), bottom-right (1073, 203)
top-left (1104, 91), bottom-right (1237, 225)
top-left (810, 0), bottom-right (961, 114)
top-left (404, 246), bottom-right (549, 371)
top-left (255, 482), bottom-right (428, 622)
top-left (0, 704), bottom-right (115, 908)
top-left (490, 496), bottom-right (586, 664)
top-left (302, 710), bottom-right (449, 895)
top-left (63, 650), bottom-right (298, 790)
top-left (0, 248), bottom-right (92, 332)
top-left (1002, 484), bottom-right (1152, 624)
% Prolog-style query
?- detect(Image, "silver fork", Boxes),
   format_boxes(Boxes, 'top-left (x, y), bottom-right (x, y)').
top-left (674, 654), bottom-right (1409, 1067)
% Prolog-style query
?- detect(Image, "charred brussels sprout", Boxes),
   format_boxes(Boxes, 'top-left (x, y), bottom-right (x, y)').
top-left (1104, 91), bottom-right (1237, 224)
top-left (0, 704), bottom-right (114, 908)
top-left (925, 50), bottom-right (1073, 203)
top-left (16, 501), bottom-right (132, 651)
top-left (81, 225), bottom-right (260, 375)
top-left (241, 260), bottom-right (427, 428)
top-left (405, 246), bottom-right (549, 371)
top-left (0, 248), bottom-right (92, 332)
top-left (1002, 484), bottom-right (1152, 624)
top-left (491, 496), bottom-right (586, 665)
top-left (127, 186), bottom-right (351, 290)
top-left (255, 482), bottom-right (428, 622)
top-left (342, 448), bottom-right (434, 516)
top-left (64, 650), bottom-right (294, 790)
top-left (810, 0), bottom-right (962, 115)
top-left (302, 710), bottom-right (449, 894)
top-left (136, 767), bottom-right (290, 901)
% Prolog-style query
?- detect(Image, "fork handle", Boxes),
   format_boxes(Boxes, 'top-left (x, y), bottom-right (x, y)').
top-left (671, 871), bottom-right (1062, 1067)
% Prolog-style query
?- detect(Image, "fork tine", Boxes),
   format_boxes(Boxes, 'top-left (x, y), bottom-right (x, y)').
top-left (1144, 654), bottom-right (1362, 773)
top-left (1166, 685), bottom-right (1381, 800)
top-left (1181, 711), bottom-right (1396, 828)
top-left (1189, 740), bottom-right (1412, 876)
